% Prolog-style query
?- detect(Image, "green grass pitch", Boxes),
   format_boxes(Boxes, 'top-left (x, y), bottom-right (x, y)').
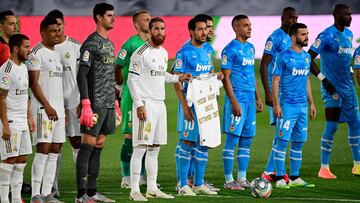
top-left (22, 59), bottom-right (360, 202)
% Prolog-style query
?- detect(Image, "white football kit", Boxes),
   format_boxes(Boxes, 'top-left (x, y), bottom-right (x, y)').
top-left (27, 43), bottom-right (65, 144)
top-left (128, 43), bottom-right (179, 147)
top-left (186, 75), bottom-right (222, 148)
top-left (0, 60), bottom-right (32, 160)
top-left (55, 36), bottom-right (81, 137)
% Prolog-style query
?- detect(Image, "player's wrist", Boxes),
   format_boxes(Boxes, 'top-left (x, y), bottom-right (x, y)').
top-left (81, 99), bottom-right (91, 106)
top-left (317, 72), bottom-right (325, 81)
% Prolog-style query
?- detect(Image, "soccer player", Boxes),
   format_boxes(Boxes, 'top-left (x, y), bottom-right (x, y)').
top-left (271, 23), bottom-right (316, 188)
top-left (27, 16), bottom-right (64, 203)
top-left (308, 4), bottom-right (360, 178)
top-left (354, 46), bottom-right (360, 84)
top-left (260, 7), bottom-right (298, 182)
top-left (221, 15), bottom-right (263, 190)
top-left (115, 10), bottom-right (151, 189)
top-left (0, 33), bottom-right (34, 203)
top-left (0, 10), bottom-right (17, 66)
top-left (46, 9), bottom-right (82, 197)
top-left (76, 3), bottom-right (120, 203)
top-left (174, 16), bottom-right (217, 196)
top-left (128, 17), bottom-right (190, 201)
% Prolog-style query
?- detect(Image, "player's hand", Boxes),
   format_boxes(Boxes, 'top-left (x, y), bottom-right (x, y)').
top-left (27, 115), bottom-right (36, 133)
top-left (80, 99), bottom-right (94, 128)
top-left (322, 78), bottom-right (336, 95)
top-left (310, 103), bottom-right (316, 119)
top-left (256, 99), bottom-right (264, 113)
top-left (1, 124), bottom-right (11, 140)
top-left (179, 73), bottom-right (192, 82)
top-left (183, 105), bottom-right (194, 121)
top-left (231, 101), bottom-right (241, 117)
top-left (76, 103), bottom-right (81, 118)
top-left (217, 71), bottom-right (224, 80)
top-left (115, 100), bottom-right (122, 127)
top-left (44, 104), bottom-right (58, 121)
top-left (137, 106), bottom-right (146, 121)
top-left (273, 104), bottom-right (282, 118)
top-left (265, 92), bottom-right (273, 106)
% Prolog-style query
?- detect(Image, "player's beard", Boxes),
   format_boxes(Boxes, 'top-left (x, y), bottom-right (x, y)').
top-left (296, 38), bottom-right (308, 47)
top-left (151, 34), bottom-right (166, 46)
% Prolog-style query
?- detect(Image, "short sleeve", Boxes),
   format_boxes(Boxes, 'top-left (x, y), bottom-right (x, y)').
top-left (115, 40), bottom-right (132, 66)
top-left (186, 80), bottom-right (194, 107)
top-left (174, 51), bottom-right (186, 73)
top-left (263, 36), bottom-right (276, 56)
top-left (220, 48), bottom-right (233, 70)
top-left (27, 52), bottom-right (41, 71)
top-left (310, 32), bottom-right (328, 54)
top-left (0, 64), bottom-right (13, 90)
top-left (354, 47), bottom-right (360, 69)
top-left (273, 55), bottom-right (284, 76)
top-left (79, 40), bottom-right (95, 69)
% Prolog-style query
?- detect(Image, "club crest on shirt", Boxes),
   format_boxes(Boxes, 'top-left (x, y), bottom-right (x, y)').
top-left (278, 130), bottom-right (283, 137)
top-left (82, 50), bottom-right (90, 62)
top-left (313, 38), bottom-right (321, 48)
top-left (305, 58), bottom-right (309, 64)
top-left (64, 52), bottom-right (71, 59)
top-left (207, 52), bottom-right (211, 58)
top-left (184, 130), bottom-right (189, 137)
top-left (230, 125), bottom-right (235, 132)
top-left (119, 49), bottom-right (127, 59)
top-left (265, 41), bottom-right (273, 51)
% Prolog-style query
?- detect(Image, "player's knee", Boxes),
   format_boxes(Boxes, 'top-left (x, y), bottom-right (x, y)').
top-left (132, 146), bottom-right (147, 159)
top-left (36, 143), bottom-right (51, 154)
top-left (290, 142), bottom-right (304, 158)
top-left (238, 137), bottom-right (252, 149)
top-left (323, 121), bottom-right (338, 137)
top-left (224, 134), bottom-right (239, 149)
top-left (95, 136), bottom-right (106, 148)
top-left (348, 120), bottom-right (360, 136)
top-left (69, 136), bottom-right (82, 149)
top-left (50, 143), bottom-right (62, 153)
top-left (15, 155), bottom-right (27, 163)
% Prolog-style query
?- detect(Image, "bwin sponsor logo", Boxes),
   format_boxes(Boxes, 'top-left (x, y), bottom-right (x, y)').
top-left (196, 64), bottom-right (212, 71)
top-left (242, 57), bottom-right (255, 66)
top-left (338, 47), bottom-right (352, 54)
top-left (292, 68), bottom-right (309, 76)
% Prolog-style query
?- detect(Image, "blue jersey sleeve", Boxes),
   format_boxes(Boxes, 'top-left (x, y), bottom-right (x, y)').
top-left (273, 55), bottom-right (284, 76)
top-left (220, 47), bottom-right (233, 70)
top-left (354, 47), bottom-right (360, 69)
top-left (174, 51), bottom-right (186, 73)
top-left (263, 35), bottom-right (276, 56)
top-left (310, 32), bottom-right (329, 54)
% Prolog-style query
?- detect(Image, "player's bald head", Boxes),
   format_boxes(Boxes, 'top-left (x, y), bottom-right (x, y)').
top-left (281, 7), bottom-right (296, 17)
top-left (333, 3), bottom-right (352, 27)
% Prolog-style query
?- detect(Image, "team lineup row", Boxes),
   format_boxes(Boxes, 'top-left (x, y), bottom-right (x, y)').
top-left (0, 2), bottom-right (360, 203)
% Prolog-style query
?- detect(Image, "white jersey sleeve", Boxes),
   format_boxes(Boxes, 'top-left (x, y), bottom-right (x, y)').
top-left (0, 60), bottom-right (13, 90)
top-left (128, 48), bottom-right (144, 108)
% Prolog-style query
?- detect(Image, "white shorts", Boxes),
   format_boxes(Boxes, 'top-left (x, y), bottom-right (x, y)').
top-left (65, 108), bottom-right (81, 137)
top-left (0, 120), bottom-right (32, 160)
top-left (32, 108), bottom-right (66, 145)
top-left (132, 101), bottom-right (167, 147)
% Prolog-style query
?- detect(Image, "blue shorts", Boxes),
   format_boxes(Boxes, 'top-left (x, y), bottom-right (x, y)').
top-left (275, 103), bottom-right (308, 142)
top-left (321, 87), bottom-right (360, 123)
top-left (222, 96), bottom-right (256, 137)
top-left (177, 103), bottom-right (199, 142)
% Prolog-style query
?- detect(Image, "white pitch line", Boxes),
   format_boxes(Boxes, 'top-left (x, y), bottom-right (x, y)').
top-left (60, 191), bottom-right (360, 202)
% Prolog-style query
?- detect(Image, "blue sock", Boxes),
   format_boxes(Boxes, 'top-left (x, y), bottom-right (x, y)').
top-left (222, 134), bottom-right (239, 182)
top-left (321, 121), bottom-right (338, 166)
top-left (348, 120), bottom-right (360, 162)
top-left (178, 142), bottom-right (193, 188)
top-left (289, 142), bottom-right (304, 176)
top-left (194, 145), bottom-right (208, 186)
top-left (264, 139), bottom-right (276, 173)
top-left (188, 147), bottom-right (195, 178)
top-left (273, 139), bottom-right (288, 177)
top-left (175, 139), bottom-right (181, 182)
top-left (237, 137), bottom-right (252, 180)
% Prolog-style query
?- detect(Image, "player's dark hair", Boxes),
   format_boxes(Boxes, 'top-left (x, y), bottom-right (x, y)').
top-left (231, 14), bottom-right (248, 28)
top-left (188, 16), bottom-right (207, 31)
top-left (0, 10), bottom-right (15, 24)
top-left (281, 7), bottom-right (296, 16)
top-left (288, 23), bottom-right (307, 36)
top-left (9, 33), bottom-right (29, 52)
top-left (194, 14), bottom-right (213, 22)
top-left (132, 10), bottom-right (150, 23)
top-left (149, 17), bottom-right (164, 30)
top-left (333, 3), bottom-right (349, 15)
top-left (93, 3), bottom-right (114, 23)
top-left (46, 9), bottom-right (64, 21)
top-left (40, 16), bottom-right (58, 32)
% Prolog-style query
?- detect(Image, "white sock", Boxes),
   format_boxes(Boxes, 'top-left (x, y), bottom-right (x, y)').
top-left (11, 163), bottom-right (26, 203)
top-left (0, 163), bottom-right (14, 203)
top-left (41, 153), bottom-right (58, 196)
top-left (130, 146), bottom-right (146, 194)
top-left (31, 153), bottom-right (48, 197)
top-left (145, 146), bottom-right (160, 193)
top-left (52, 152), bottom-right (61, 192)
top-left (72, 148), bottom-right (79, 163)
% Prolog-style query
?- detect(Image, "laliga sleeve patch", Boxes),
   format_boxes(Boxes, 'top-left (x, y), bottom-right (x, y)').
top-left (1, 74), bottom-right (10, 85)
top-left (221, 54), bottom-right (227, 65)
top-left (131, 62), bottom-right (140, 72)
top-left (175, 59), bottom-right (182, 68)
top-left (265, 41), bottom-right (273, 51)
top-left (82, 50), bottom-right (90, 62)
top-left (312, 38), bottom-right (321, 49)
top-left (118, 49), bottom-right (127, 59)
top-left (355, 55), bottom-right (360, 65)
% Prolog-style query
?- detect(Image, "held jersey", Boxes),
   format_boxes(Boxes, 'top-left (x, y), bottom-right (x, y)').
top-left (354, 46), bottom-right (360, 69)
top-left (0, 59), bottom-right (28, 122)
top-left (128, 43), bottom-right (178, 108)
top-left (27, 43), bottom-right (65, 118)
top-left (273, 49), bottom-right (311, 104)
top-left (263, 28), bottom-right (292, 87)
top-left (310, 25), bottom-right (353, 96)
top-left (221, 39), bottom-right (256, 102)
top-left (79, 32), bottom-right (115, 108)
top-left (55, 36), bottom-right (81, 109)
top-left (186, 75), bottom-right (222, 148)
